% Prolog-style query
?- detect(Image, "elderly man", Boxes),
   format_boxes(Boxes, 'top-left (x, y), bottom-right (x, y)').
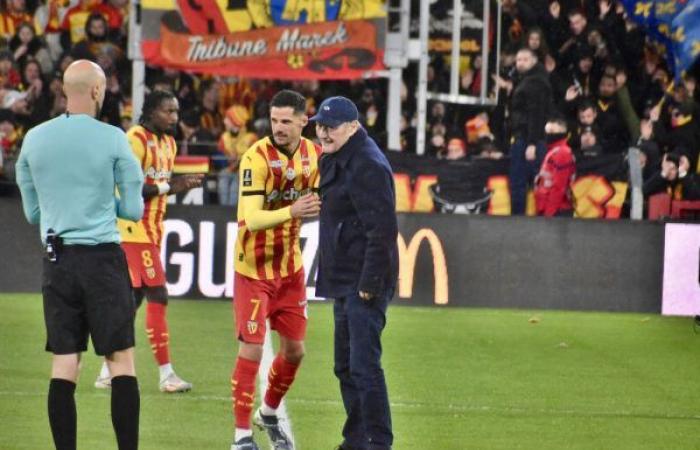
top-left (16, 60), bottom-right (144, 450)
top-left (312, 96), bottom-right (398, 450)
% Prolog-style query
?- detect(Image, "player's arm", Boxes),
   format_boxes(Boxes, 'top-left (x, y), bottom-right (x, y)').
top-left (115, 132), bottom-right (145, 221)
top-left (141, 174), bottom-right (204, 200)
top-left (141, 135), bottom-right (203, 199)
top-left (239, 151), bottom-right (320, 231)
top-left (15, 140), bottom-right (40, 225)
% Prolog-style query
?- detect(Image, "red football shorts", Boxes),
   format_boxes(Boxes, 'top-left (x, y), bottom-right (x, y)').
top-left (233, 269), bottom-right (307, 344)
top-left (121, 242), bottom-right (166, 288)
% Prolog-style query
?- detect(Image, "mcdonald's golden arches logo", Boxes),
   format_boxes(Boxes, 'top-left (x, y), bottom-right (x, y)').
top-left (397, 229), bottom-right (449, 305)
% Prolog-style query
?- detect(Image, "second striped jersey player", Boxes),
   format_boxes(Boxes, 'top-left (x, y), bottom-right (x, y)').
top-left (95, 90), bottom-right (203, 394)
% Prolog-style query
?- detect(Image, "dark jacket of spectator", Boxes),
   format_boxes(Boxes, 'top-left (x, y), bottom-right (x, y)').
top-left (595, 96), bottom-right (628, 153)
top-left (510, 63), bottom-right (552, 146)
top-left (653, 103), bottom-right (700, 166)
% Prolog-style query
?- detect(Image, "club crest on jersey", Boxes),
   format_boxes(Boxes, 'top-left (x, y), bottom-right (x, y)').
top-left (269, 160), bottom-right (284, 168)
top-left (302, 166), bottom-right (311, 177)
top-left (247, 320), bottom-right (258, 334)
top-left (242, 169), bottom-right (252, 187)
top-left (286, 168), bottom-right (296, 180)
top-left (146, 267), bottom-right (156, 279)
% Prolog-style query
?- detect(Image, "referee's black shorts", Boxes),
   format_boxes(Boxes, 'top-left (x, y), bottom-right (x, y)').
top-left (42, 243), bottom-right (136, 356)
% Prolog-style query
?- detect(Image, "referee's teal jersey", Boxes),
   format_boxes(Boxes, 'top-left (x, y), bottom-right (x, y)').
top-left (16, 113), bottom-right (145, 245)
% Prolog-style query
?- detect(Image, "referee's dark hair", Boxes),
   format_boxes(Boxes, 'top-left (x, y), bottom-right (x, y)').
top-left (140, 89), bottom-right (176, 124)
top-left (270, 89), bottom-right (306, 115)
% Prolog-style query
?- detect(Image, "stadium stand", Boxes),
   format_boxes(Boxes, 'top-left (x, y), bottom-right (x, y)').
top-left (0, 0), bottom-right (698, 219)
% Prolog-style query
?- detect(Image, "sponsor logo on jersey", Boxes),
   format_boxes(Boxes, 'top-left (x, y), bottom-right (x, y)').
top-left (286, 168), bottom-right (296, 180)
top-left (266, 187), bottom-right (312, 203)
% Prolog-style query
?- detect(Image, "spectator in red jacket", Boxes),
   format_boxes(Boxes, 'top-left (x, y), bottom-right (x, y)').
top-left (535, 117), bottom-right (576, 217)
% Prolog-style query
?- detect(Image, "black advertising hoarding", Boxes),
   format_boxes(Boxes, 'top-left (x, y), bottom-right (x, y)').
top-left (160, 205), bottom-right (663, 312)
top-left (0, 198), bottom-right (663, 312)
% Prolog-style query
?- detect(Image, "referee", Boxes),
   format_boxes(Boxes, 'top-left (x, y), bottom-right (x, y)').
top-left (15, 60), bottom-right (144, 450)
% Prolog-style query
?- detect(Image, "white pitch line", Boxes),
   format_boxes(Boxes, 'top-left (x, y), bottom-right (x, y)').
top-left (2, 390), bottom-right (699, 422)
top-left (259, 321), bottom-right (295, 450)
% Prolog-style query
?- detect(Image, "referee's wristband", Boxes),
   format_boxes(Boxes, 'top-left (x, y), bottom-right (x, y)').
top-left (157, 182), bottom-right (171, 195)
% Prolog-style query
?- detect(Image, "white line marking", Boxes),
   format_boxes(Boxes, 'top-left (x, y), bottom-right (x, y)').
top-left (2, 390), bottom-right (699, 422)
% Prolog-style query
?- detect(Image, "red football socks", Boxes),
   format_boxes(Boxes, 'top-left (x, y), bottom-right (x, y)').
top-left (232, 356), bottom-right (260, 428)
top-left (145, 302), bottom-right (170, 366)
top-left (264, 354), bottom-right (300, 409)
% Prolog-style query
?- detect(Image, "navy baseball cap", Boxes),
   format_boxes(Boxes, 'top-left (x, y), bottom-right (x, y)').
top-left (309, 96), bottom-right (359, 127)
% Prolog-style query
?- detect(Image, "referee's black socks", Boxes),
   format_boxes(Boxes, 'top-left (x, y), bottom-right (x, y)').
top-left (48, 378), bottom-right (77, 450)
top-left (111, 375), bottom-right (140, 450)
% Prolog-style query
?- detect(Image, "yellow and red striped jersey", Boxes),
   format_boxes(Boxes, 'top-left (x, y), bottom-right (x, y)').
top-left (218, 79), bottom-right (255, 114)
top-left (218, 129), bottom-right (257, 170)
top-left (117, 125), bottom-right (177, 246)
top-left (235, 136), bottom-right (320, 280)
top-left (200, 109), bottom-right (224, 136)
top-left (0, 11), bottom-right (40, 38)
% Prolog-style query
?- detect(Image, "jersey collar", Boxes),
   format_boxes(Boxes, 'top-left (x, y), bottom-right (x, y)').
top-left (269, 136), bottom-right (300, 159)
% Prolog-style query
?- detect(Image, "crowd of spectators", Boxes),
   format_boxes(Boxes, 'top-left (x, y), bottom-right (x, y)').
top-left (0, 0), bottom-right (399, 202)
top-left (409, 0), bottom-right (700, 205)
top-left (1, 0), bottom-right (699, 208)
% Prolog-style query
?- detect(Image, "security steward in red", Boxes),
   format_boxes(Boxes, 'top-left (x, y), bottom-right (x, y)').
top-left (534, 117), bottom-right (576, 217)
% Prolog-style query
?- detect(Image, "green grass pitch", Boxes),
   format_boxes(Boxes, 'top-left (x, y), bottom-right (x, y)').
top-left (1, 294), bottom-right (699, 450)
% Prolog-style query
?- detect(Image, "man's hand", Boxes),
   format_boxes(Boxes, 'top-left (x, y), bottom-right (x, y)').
top-left (290, 193), bottom-right (321, 218)
top-left (169, 174), bottom-right (204, 195)
top-left (359, 291), bottom-right (374, 301)
top-left (565, 85), bottom-right (581, 102)
top-left (559, 37), bottom-right (575, 54)
top-left (640, 119), bottom-right (653, 140)
top-left (492, 74), bottom-right (513, 93)
top-left (525, 145), bottom-right (537, 161)
top-left (649, 104), bottom-right (661, 122)
top-left (679, 155), bottom-right (690, 178)
top-left (615, 71), bottom-right (627, 89)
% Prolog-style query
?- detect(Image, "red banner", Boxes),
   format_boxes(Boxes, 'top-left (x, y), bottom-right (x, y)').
top-left (142, 18), bottom-right (385, 79)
